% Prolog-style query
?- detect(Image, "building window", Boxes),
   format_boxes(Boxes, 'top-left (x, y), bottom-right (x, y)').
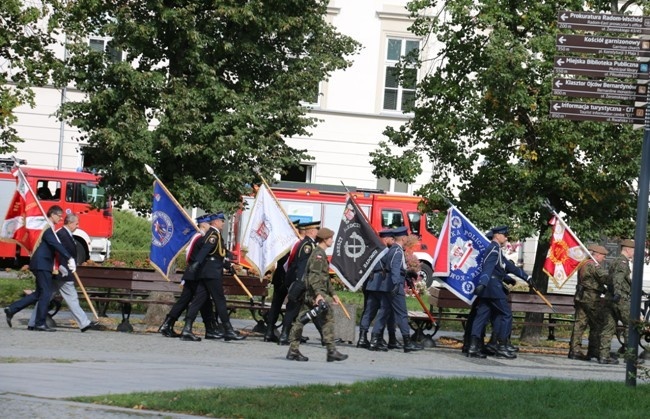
top-left (282, 164), bottom-right (314, 183)
top-left (89, 37), bottom-right (123, 63)
top-left (377, 177), bottom-right (409, 193)
top-left (383, 38), bottom-right (419, 112)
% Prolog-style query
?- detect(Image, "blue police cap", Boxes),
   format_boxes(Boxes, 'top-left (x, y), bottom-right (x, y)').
top-left (379, 228), bottom-right (394, 238)
top-left (490, 225), bottom-right (509, 236)
top-left (205, 212), bottom-right (226, 222)
top-left (392, 226), bottom-right (408, 237)
top-left (196, 214), bottom-right (210, 224)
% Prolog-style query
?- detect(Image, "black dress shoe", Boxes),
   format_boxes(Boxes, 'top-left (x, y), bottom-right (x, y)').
top-left (27, 326), bottom-right (35, 331)
top-left (81, 321), bottom-right (100, 332)
top-left (4, 308), bottom-right (13, 328)
top-left (263, 334), bottom-right (279, 343)
top-left (34, 325), bottom-right (56, 332)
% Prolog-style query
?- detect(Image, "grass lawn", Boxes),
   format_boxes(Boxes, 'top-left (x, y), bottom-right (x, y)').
top-left (70, 376), bottom-right (650, 418)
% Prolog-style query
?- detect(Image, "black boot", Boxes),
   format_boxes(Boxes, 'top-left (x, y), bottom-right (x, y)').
top-left (223, 322), bottom-right (246, 341)
top-left (278, 326), bottom-right (290, 346)
top-left (468, 336), bottom-right (487, 358)
top-left (327, 349), bottom-right (348, 362)
top-left (158, 315), bottom-right (180, 338)
top-left (495, 340), bottom-right (517, 359)
top-left (264, 326), bottom-right (279, 343)
top-left (369, 333), bottom-right (388, 352)
top-left (205, 319), bottom-right (224, 340)
top-left (388, 331), bottom-right (403, 350)
top-left (482, 335), bottom-right (497, 356)
top-left (356, 330), bottom-right (370, 349)
top-left (180, 320), bottom-right (201, 342)
top-left (403, 336), bottom-right (423, 353)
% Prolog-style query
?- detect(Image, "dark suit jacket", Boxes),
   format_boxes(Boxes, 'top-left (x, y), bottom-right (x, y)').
top-left (29, 226), bottom-right (73, 272)
top-left (56, 227), bottom-right (78, 281)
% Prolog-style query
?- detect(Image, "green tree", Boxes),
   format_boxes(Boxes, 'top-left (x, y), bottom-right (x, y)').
top-left (56, 0), bottom-right (359, 213)
top-left (0, 0), bottom-right (61, 153)
top-left (371, 1), bottom-right (647, 342)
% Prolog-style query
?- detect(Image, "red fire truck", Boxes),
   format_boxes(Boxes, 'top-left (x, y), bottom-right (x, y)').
top-left (0, 165), bottom-right (113, 265)
top-left (229, 181), bottom-right (440, 286)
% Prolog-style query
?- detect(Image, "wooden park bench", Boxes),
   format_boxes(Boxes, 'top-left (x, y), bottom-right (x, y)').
top-left (428, 286), bottom-right (577, 340)
top-left (74, 266), bottom-right (271, 332)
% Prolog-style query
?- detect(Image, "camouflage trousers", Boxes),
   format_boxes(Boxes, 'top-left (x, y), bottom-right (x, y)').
top-left (598, 307), bottom-right (617, 359)
top-left (569, 300), bottom-right (601, 356)
top-left (289, 298), bottom-right (336, 352)
top-left (611, 299), bottom-right (630, 348)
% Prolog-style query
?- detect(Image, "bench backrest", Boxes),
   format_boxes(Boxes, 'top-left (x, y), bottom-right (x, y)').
top-left (76, 266), bottom-right (268, 297)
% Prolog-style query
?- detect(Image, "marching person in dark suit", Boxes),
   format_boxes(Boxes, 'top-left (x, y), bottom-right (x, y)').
top-left (372, 226), bottom-right (422, 353)
top-left (183, 212), bottom-right (245, 341)
top-left (263, 219), bottom-right (301, 343)
top-left (278, 220), bottom-right (321, 345)
top-left (159, 215), bottom-right (221, 341)
top-left (28, 213), bottom-right (99, 332)
top-left (468, 225), bottom-right (532, 359)
top-left (4, 205), bottom-right (75, 332)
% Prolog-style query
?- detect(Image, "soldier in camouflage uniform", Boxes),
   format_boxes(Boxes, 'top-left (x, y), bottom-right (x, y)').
top-left (568, 245), bottom-right (615, 363)
top-left (608, 239), bottom-right (634, 357)
top-left (286, 228), bottom-right (348, 362)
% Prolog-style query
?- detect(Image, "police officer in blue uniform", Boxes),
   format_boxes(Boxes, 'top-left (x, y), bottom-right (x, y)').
top-left (372, 226), bottom-right (422, 353)
top-left (468, 225), bottom-right (532, 359)
top-left (183, 212), bottom-right (245, 342)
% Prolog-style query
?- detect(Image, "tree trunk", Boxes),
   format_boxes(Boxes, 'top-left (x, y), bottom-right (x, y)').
top-left (519, 239), bottom-right (550, 344)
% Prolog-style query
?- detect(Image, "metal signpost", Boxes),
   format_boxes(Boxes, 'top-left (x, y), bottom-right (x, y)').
top-left (551, 11), bottom-right (650, 387)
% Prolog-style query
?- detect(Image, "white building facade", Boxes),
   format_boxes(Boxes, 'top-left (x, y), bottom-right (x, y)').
top-left (5, 0), bottom-right (437, 195)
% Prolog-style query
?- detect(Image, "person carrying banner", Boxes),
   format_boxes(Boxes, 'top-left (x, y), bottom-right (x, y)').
top-left (286, 227), bottom-right (347, 362)
top-left (372, 226), bottom-right (422, 353)
top-left (357, 228), bottom-right (400, 351)
top-left (183, 212), bottom-right (245, 341)
top-left (27, 213), bottom-right (100, 332)
top-left (4, 205), bottom-right (76, 332)
top-left (278, 220), bottom-right (322, 345)
top-left (468, 225), bottom-right (532, 359)
top-left (609, 239), bottom-right (634, 358)
top-left (263, 219), bottom-right (302, 343)
top-left (159, 215), bottom-right (222, 341)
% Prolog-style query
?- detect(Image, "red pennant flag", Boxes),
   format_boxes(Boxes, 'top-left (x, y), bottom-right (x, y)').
top-left (543, 215), bottom-right (589, 289)
top-left (0, 170), bottom-right (48, 253)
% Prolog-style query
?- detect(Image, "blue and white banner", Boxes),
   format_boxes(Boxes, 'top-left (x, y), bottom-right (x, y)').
top-left (150, 180), bottom-right (198, 280)
top-left (431, 206), bottom-right (490, 305)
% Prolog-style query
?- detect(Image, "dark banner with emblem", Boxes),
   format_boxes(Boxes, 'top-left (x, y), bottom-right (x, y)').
top-left (331, 197), bottom-right (387, 291)
top-left (150, 180), bottom-right (198, 280)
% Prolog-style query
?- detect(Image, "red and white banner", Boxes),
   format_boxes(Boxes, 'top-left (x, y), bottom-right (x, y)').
top-left (543, 215), bottom-right (589, 289)
top-left (0, 169), bottom-right (48, 253)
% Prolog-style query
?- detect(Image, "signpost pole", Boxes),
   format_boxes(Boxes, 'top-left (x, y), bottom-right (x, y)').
top-left (626, 92), bottom-right (650, 387)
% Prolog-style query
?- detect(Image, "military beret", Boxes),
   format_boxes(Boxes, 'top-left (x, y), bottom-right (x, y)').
top-left (379, 228), bottom-right (394, 238)
top-left (490, 225), bottom-right (509, 236)
top-left (392, 226), bottom-right (408, 237)
top-left (620, 239), bottom-right (635, 248)
top-left (316, 227), bottom-right (335, 240)
top-left (587, 244), bottom-right (609, 255)
top-left (298, 221), bottom-right (321, 231)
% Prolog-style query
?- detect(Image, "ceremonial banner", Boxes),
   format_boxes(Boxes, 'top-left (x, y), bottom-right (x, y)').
top-left (331, 197), bottom-right (387, 292)
top-left (150, 180), bottom-right (198, 280)
top-left (431, 206), bottom-right (490, 305)
top-left (0, 168), bottom-right (48, 252)
top-left (543, 215), bottom-right (589, 289)
top-left (241, 184), bottom-right (298, 277)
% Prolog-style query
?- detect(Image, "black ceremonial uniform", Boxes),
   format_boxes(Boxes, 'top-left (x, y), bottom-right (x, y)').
top-left (186, 225), bottom-right (244, 341)
top-left (278, 236), bottom-right (317, 344)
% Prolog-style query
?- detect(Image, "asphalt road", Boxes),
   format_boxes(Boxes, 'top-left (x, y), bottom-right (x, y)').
top-left (0, 309), bottom-right (640, 418)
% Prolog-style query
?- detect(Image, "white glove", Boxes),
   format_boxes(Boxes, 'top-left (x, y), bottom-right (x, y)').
top-left (59, 265), bottom-right (69, 276)
top-left (68, 258), bottom-right (77, 273)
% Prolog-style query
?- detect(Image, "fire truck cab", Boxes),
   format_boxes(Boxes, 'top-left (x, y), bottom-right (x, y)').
top-left (0, 165), bottom-right (113, 265)
top-left (230, 181), bottom-right (440, 286)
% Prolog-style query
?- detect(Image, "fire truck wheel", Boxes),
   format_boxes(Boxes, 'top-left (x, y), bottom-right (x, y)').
top-left (75, 241), bottom-right (89, 264)
top-left (420, 263), bottom-right (434, 288)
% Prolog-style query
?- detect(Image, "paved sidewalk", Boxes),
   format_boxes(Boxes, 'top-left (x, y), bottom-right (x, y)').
top-left (0, 310), bottom-right (638, 418)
